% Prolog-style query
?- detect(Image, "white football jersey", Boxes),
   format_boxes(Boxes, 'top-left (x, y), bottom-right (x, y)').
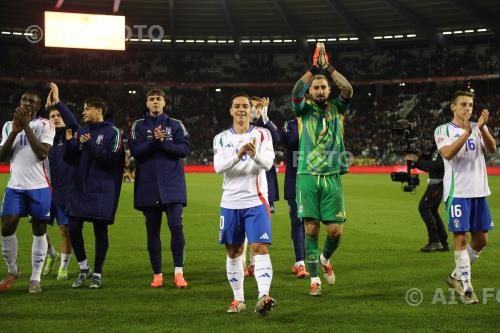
top-left (1, 118), bottom-right (55, 190)
top-left (434, 122), bottom-right (491, 201)
top-left (213, 125), bottom-right (275, 209)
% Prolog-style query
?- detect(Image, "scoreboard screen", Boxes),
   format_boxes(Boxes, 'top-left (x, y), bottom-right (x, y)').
top-left (44, 11), bottom-right (125, 50)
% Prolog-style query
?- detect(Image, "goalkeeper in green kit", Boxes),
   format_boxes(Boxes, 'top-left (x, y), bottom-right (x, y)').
top-left (291, 43), bottom-right (353, 296)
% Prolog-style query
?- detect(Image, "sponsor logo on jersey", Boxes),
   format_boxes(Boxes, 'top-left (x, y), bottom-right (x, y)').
top-left (454, 219), bottom-right (460, 229)
top-left (336, 211), bottom-right (344, 218)
top-left (259, 233), bottom-right (270, 240)
top-left (454, 134), bottom-right (460, 138)
top-left (96, 135), bottom-right (104, 145)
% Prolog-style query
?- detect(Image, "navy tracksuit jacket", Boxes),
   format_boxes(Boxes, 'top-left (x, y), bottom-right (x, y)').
top-left (48, 101), bottom-right (79, 208)
top-left (253, 118), bottom-right (280, 203)
top-left (129, 112), bottom-right (190, 210)
top-left (63, 121), bottom-right (125, 223)
top-left (281, 119), bottom-right (298, 201)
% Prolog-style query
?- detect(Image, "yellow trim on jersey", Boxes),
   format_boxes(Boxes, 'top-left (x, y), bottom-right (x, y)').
top-left (297, 117), bottom-right (303, 139)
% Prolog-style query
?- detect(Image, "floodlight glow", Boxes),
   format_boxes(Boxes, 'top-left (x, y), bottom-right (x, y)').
top-left (44, 11), bottom-right (125, 50)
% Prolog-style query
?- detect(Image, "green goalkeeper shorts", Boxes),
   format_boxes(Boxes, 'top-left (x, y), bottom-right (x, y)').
top-left (296, 173), bottom-right (346, 223)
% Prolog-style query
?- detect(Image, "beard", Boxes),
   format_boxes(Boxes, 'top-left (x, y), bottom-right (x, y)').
top-left (315, 96), bottom-right (327, 105)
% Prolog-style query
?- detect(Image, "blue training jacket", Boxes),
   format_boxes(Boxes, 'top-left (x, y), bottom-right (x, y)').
top-left (129, 112), bottom-right (190, 209)
top-left (48, 101), bottom-right (79, 208)
top-left (63, 121), bottom-right (125, 223)
top-left (281, 119), bottom-right (298, 201)
top-left (253, 118), bottom-right (280, 203)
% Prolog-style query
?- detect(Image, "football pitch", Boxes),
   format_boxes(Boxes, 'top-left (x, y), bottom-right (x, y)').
top-left (0, 173), bottom-right (499, 333)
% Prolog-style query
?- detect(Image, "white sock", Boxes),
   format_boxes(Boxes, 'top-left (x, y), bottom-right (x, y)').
top-left (1, 235), bottom-right (18, 274)
top-left (451, 244), bottom-right (481, 278)
top-left (311, 276), bottom-right (321, 285)
top-left (226, 255), bottom-right (245, 302)
top-left (294, 260), bottom-right (305, 267)
top-left (60, 253), bottom-right (71, 270)
top-left (253, 254), bottom-right (273, 299)
top-left (174, 267), bottom-right (183, 274)
top-left (467, 244), bottom-right (481, 265)
top-left (454, 250), bottom-right (471, 290)
top-left (47, 244), bottom-right (57, 259)
top-left (78, 259), bottom-right (89, 271)
top-left (320, 253), bottom-right (329, 266)
top-left (31, 235), bottom-right (48, 282)
top-left (93, 273), bottom-right (101, 278)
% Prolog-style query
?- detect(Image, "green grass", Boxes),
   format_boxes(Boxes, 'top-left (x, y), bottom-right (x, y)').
top-left (1, 173), bottom-right (499, 333)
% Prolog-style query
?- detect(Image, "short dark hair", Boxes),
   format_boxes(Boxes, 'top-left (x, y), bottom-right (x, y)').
top-left (451, 90), bottom-right (474, 103)
top-left (23, 90), bottom-right (42, 102)
top-left (85, 97), bottom-right (108, 115)
top-left (146, 88), bottom-right (166, 98)
top-left (311, 74), bottom-right (330, 86)
top-left (46, 105), bottom-right (58, 113)
top-left (230, 92), bottom-right (251, 107)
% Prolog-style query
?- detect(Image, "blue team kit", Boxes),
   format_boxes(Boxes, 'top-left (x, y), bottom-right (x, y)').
top-left (446, 197), bottom-right (494, 232)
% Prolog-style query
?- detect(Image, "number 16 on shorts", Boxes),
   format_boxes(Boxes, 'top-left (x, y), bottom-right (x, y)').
top-left (447, 197), bottom-right (494, 233)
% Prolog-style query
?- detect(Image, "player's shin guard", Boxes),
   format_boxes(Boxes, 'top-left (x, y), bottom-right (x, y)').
top-left (322, 235), bottom-right (341, 261)
top-left (254, 254), bottom-right (273, 299)
top-left (305, 234), bottom-right (319, 278)
top-left (454, 250), bottom-right (471, 290)
top-left (2, 235), bottom-right (18, 274)
top-left (31, 235), bottom-right (48, 282)
top-left (227, 255), bottom-right (245, 301)
top-left (452, 244), bottom-right (482, 278)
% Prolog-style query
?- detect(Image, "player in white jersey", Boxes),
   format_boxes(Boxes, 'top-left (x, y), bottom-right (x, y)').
top-left (434, 90), bottom-right (496, 304)
top-left (213, 93), bottom-right (276, 315)
top-left (0, 90), bottom-right (55, 293)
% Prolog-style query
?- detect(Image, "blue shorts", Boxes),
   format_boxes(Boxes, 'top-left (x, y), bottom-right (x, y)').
top-left (219, 205), bottom-right (272, 245)
top-left (446, 197), bottom-right (494, 233)
top-left (51, 204), bottom-right (69, 226)
top-left (1, 187), bottom-right (51, 221)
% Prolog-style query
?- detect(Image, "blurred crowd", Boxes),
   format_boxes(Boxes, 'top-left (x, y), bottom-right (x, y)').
top-left (0, 41), bottom-right (499, 166)
top-left (1, 42), bottom-right (499, 82)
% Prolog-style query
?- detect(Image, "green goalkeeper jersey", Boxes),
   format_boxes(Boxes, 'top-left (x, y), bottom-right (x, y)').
top-left (292, 96), bottom-right (349, 175)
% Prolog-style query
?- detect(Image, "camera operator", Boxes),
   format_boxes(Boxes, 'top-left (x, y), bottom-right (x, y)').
top-left (406, 149), bottom-right (449, 252)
